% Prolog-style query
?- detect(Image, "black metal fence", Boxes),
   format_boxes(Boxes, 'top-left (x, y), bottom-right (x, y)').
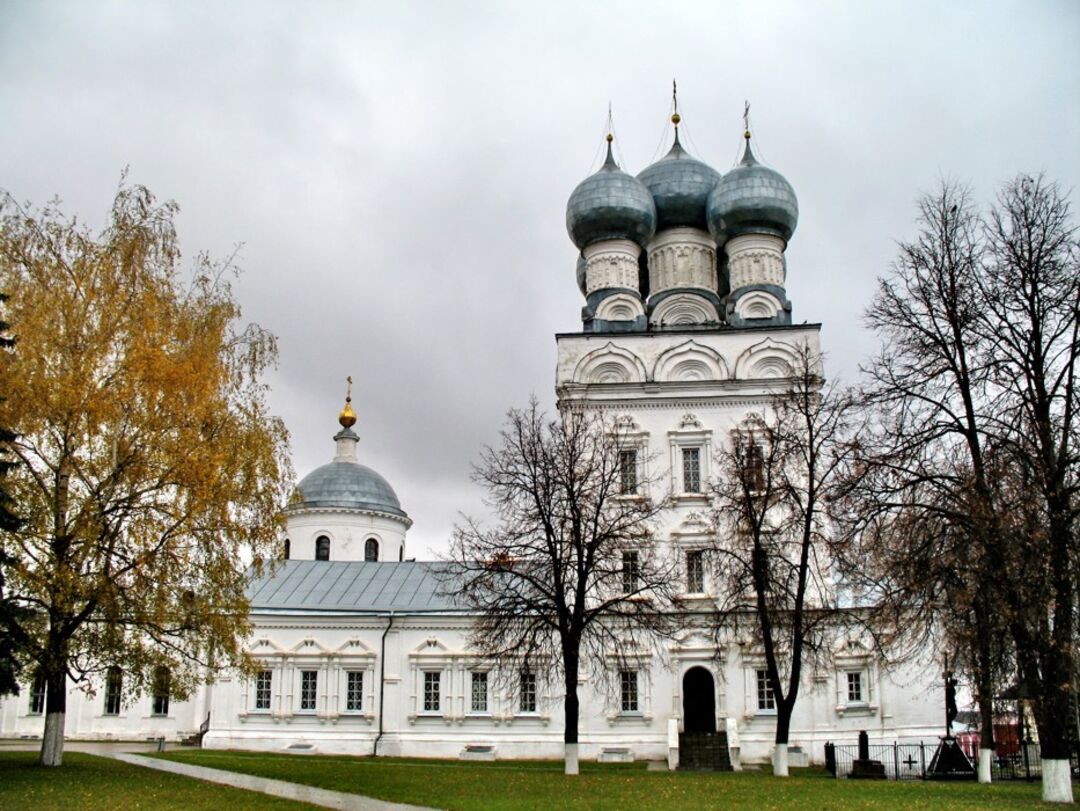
top-left (824, 741), bottom-right (1080, 781)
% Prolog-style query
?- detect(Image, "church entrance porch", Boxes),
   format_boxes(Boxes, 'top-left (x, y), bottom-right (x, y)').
top-left (679, 666), bottom-right (733, 771)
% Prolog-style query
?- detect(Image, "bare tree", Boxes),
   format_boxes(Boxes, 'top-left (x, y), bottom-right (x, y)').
top-left (708, 344), bottom-right (859, 776)
top-left (978, 175), bottom-right (1079, 802)
top-left (839, 176), bottom-right (1079, 802)
top-left (445, 399), bottom-right (678, 775)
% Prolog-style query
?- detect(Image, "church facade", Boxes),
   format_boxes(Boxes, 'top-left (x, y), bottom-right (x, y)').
top-left (0, 114), bottom-right (944, 765)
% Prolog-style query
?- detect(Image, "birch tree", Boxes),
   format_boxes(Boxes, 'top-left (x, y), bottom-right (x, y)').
top-left (0, 184), bottom-right (292, 766)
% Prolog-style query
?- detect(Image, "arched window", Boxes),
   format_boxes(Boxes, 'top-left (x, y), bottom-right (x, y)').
top-left (283, 538), bottom-right (290, 560)
top-left (398, 546), bottom-right (404, 561)
top-left (316, 536), bottom-right (330, 561)
top-left (364, 538), bottom-right (379, 562)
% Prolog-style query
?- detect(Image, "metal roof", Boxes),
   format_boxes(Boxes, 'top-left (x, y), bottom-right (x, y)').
top-left (293, 461), bottom-right (407, 518)
top-left (248, 560), bottom-right (466, 614)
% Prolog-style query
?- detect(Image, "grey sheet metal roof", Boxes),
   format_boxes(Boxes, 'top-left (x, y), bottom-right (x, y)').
top-left (248, 560), bottom-right (467, 614)
top-left (293, 461), bottom-right (407, 518)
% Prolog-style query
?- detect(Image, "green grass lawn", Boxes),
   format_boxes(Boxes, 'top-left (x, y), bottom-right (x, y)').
top-left (0, 751), bottom-right (319, 811)
top-left (157, 749), bottom-right (1058, 809)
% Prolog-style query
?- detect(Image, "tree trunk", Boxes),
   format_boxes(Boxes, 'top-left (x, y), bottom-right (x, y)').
top-left (773, 702), bottom-right (792, 777)
top-left (563, 648), bottom-right (580, 776)
top-left (39, 664), bottom-right (66, 767)
top-left (973, 607), bottom-right (995, 784)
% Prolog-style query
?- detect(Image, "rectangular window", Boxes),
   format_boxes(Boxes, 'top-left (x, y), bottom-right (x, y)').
top-left (423, 671), bottom-right (441, 713)
top-left (620, 670), bottom-right (639, 713)
top-left (686, 550), bottom-right (704, 593)
top-left (619, 449), bottom-right (638, 494)
top-left (847, 671), bottom-right (863, 703)
top-left (744, 443), bottom-right (765, 491)
top-left (29, 671), bottom-right (46, 715)
top-left (621, 550), bottom-right (640, 593)
top-left (756, 669), bottom-right (775, 711)
top-left (151, 667), bottom-right (170, 716)
top-left (255, 669), bottom-right (272, 710)
top-left (470, 671), bottom-right (488, 713)
top-left (519, 670), bottom-right (537, 713)
top-left (682, 447), bottom-right (701, 493)
top-left (104, 667), bottom-right (122, 716)
top-left (300, 670), bottom-right (318, 711)
top-left (346, 671), bottom-right (364, 712)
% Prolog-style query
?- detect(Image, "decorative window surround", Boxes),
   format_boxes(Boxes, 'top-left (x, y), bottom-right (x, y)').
top-left (739, 652), bottom-right (778, 720)
top-left (668, 413), bottom-right (712, 501)
top-left (833, 639), bottom-right (879, 717)
top-left (239, 635), bottom-right (376, 724)
top-left (667, 636), bottom-right (725, 724)
top-left (605, 649), bottom-right (654, 725)
top-left (612, 414), bottom-right (649, 499)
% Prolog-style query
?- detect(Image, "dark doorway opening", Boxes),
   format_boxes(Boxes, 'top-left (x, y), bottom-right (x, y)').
top-left (682, 667), bottom-right (716, 733)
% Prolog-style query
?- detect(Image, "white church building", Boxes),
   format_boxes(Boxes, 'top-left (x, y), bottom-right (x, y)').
top-left (0, 115), bottom-right (945, 766)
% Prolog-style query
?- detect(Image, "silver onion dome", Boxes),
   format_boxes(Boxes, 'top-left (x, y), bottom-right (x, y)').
top-left (636, 128), bottom-right (721, 231)
top-left (707, 136), bottom-right (798, 244)
top-left (566, 138), bottom-right (657, 250)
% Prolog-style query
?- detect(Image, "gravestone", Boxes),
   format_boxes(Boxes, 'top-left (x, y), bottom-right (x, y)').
top-left (848, 730), bottom-right (886, 779)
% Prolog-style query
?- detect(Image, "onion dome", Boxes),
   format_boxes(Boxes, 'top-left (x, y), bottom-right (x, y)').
top-left (566, 136), bottom-right (657, 250)
top-left (636, 123), bottom-right (721, 231)
top-left (707, 135), bottom-right (798, 243)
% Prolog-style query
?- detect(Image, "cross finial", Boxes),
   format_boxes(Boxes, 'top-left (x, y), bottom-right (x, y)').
top-left (345, 375), bottom-right (353, 403)
top-left (671, 79), bottom-right (680, 126)
top-left (743, 100), bottom-right (751, 140)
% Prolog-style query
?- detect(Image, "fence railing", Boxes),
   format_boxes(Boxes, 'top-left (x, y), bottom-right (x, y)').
top-left (824, 740), bottom-right (1080, 781)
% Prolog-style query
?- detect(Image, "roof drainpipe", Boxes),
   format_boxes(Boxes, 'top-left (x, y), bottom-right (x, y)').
top-left (373, 611), bottom-right (394, 757)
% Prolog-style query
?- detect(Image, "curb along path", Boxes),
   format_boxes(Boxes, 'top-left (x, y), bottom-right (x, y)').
top-left (109, 753), bottom-right (440, 811)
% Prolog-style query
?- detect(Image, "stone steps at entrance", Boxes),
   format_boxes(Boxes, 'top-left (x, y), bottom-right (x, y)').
top-left (679, 731), bottom-right (733, 771)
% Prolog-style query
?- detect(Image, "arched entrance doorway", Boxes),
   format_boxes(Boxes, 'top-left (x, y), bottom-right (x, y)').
top-left (682, 666), bottom-right (716, 733)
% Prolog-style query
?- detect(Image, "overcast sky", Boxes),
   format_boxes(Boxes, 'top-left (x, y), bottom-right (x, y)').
top-left (1, 1), bottom-right (1077, 557)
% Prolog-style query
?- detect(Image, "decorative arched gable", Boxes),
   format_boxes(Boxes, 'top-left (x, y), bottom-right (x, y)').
top-left (649, 293), bottom-right (719, 327)
top-left (573, 342), bottom-right (647, 385)
top-left (594, 292), bottom-right (645, 322)
top-left (734, 337), bottom-right (800, 380)
top-left (653, 340), bottom-right (729, 383)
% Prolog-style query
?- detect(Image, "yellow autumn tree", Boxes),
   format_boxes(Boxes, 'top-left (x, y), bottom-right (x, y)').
top-left (0, 183), bottom-right (292, 766)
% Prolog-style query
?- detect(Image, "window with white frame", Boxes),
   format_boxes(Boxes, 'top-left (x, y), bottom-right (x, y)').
top-left (104, 667), bottom-right (123, 715)
top-left (346, 671), bottom-right (364, 711)
top-left (151, 666), bottom-right (170, 716)
top-left (619, 449), bottom-right (638, 494)
top-left (682, 447), bottom-right (702, 493)
top-left (756, 669), bottom-right (776, 712)
top-left (621, 550), bottom-right (640, 593)
top-left (29, 670), bottom-right (46, 715)
top-left (620, 669), bottom-right (639, 713)
top-left (470, 671), bottom-right (488, 713)
top-left (255, 669), bottom-right (272, 710)
top-left (743, 442), bottom-right (765, 492)
top-left (847, 670), bottom-right (863, 703)
top-left (300, 670), bottom-right (318, 711)
top-left (686, 550), bottom-right (704, 593)
top-left (519, 670), bottom-right (537, 713)
top-left (423, 671), bottom-right (441, 712)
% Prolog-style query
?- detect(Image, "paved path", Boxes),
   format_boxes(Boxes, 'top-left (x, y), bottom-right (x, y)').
top-left (108, 753), bottom-right (439, 811)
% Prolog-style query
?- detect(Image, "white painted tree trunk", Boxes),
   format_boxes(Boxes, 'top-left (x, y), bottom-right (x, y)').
top-left (40, 712), bottom-right (65, 767)
top-left (773, 742), bottom-right (789, 777)
top-left (1042, 760), bottom-right (1073, 803)
top-left (564, 742), bottom-right (579, 775)
top-left (977, 749), bottom-right (993, 783)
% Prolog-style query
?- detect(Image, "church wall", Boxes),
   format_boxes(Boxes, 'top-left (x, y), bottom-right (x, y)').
top-left (0, 671), bottom-right (202, 742)
top-left (199, 609), bottom-right (944, 765)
